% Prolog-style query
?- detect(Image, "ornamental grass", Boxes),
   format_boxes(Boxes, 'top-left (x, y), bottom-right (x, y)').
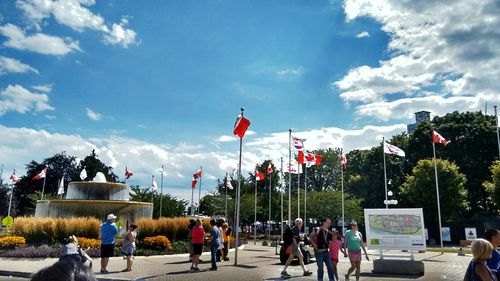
top-left (135, 217), bottom-right (212, 241)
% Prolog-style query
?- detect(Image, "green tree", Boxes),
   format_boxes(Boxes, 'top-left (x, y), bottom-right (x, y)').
top-left (482, 161), bottom-right (500, 212)
top-left (77, 149), bottom-right (117, 182)
top-left (129, 185), bottom-right (188, 218)
top-left (400, 159), bottom-right (468, 240)
top-left (301, 190), bottom-right (363, 226)
top-left (14, 152), bottom-right (80, 215)
top-left (408, 111), bottom-right (498, 213)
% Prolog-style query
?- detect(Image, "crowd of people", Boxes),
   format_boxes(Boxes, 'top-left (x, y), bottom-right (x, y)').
top-left (28, 212), bottom-right (499, 281)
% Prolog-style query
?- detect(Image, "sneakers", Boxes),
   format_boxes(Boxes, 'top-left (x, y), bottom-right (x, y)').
top-left (281, 271), bottom-right (291, 277)
top-left (100, 269), bottom-right (109, 274)
top-left (303, 270), bottom-right (313, 276)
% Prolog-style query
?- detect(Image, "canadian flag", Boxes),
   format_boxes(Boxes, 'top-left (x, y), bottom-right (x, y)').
top-left (33, 167), bottom-right (47, 180)
top-left (256, 171), bottom-right (265, 181)
top-left (233, 114), bottom-right (251, 138)
top-left (340, 153), bottom-right (347, 171)
top-left (193, 170), bottom-right (202, 179)
top-left (305, 153), bottom-right (315, 167)
top-left (383, 142), bottom-right (406, 157)
top-left (432, 130), bottom-right (451, 146)
top-left (292, 136), bottom-right (305, 150)
top-left (10, 170), bottom-right (20, 184)
top-left (151, 176), bottom-right (158, 191)
top-left (192, 179), bottom-right (197, 189)
top-left (125, 166), bottom-right (134, 179)
top-left (267, 163), bottom-right (273, 175)
top-left (297, 150), bottom-right (305, 164)
top-left (315, 154), bottom-right (322, 166)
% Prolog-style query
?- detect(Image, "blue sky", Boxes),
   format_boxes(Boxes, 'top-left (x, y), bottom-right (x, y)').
top-left (1, 0), bottom-right (498, 202)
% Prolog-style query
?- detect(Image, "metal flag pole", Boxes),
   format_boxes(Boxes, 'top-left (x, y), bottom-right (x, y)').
top-left (288, 129), bottom-right (292, 225)
top-left (297, 157), bottom-right (300, 219)
top-left (151, 175), bottom-right (155, 204)
top-left (7, 169), bottom-right (14, 217)
top-left (432, 140), bottom-right (444, 254)
top-left (234, 108), bottom-right (244, 265)
top-left (268, 164), bottom-right (272, 238)
top-left (304, 161), bottom-right (307, 233)
top-left (341, 150), bottom-right (345, 236)
top-left (191, 181), bottom-right (195, 216)
top-left (280, 157), bottom-right (284, 239)
top-left (0, 163), bottom-right (3, 187)
top-left (495, 105), bottom-right (500, 160)
top-left (225, 172), bottom-right (228, 219)
top-left (382, 137), bottom-right (388, 209)
top-left (41, 167), bottom-right (47, 200)
top-left (254, 171), bottom-right (258, 245)
top-left (198, 166), bottom-right (203, 215)
top-left (160, 165), bottom-right (164, 218)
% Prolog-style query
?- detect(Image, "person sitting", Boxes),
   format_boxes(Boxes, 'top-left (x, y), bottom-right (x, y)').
top-left (31, 258), bottom-right (97, 281)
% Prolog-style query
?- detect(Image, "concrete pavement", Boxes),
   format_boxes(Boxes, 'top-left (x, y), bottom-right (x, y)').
top-left (0, 244), bottom-right (471, 280)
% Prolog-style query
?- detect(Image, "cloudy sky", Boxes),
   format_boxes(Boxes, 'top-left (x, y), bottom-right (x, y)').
top-left (1, 0), bottom-right (499, 202)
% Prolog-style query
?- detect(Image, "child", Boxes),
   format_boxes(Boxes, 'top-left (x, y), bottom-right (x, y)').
top-left (329, 229), bottom-right (346, 281)
top-left (60, 235), bottom-right (93, 268)
top-left (121, 224), bottom-right (138, 272)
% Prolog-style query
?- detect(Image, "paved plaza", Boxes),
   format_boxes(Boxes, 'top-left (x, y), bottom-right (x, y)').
top-left (0, 243), bottom-right (471, 281)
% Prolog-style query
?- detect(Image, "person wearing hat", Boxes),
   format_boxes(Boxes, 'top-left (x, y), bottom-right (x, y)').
top-left (343, 221), bottom-right (369, 281)
top-left (100, 214), bottom-right (119, 274)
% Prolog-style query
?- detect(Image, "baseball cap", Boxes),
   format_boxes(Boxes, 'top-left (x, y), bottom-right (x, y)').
top-left (107, 214), bottom-right (117, 220)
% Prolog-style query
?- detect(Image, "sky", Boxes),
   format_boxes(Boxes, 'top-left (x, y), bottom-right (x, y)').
top-left (1, 0), bottom-right (499, 203)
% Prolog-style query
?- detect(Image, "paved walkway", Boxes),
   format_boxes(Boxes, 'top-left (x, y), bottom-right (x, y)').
top-left (0, 244), bottom-right (471, 281)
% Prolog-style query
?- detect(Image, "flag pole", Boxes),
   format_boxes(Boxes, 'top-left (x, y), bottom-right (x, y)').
top-left (7, 169), bottom-right (14, 218)
top-left (0, 164), bottom-right (3, 187)
top-left (41, 168), bottom-right (47, 200)
top-left (304, 161), bottom-right (307, 233)
top-left (297, 158), bottom-right (300, 219)
top-left (191, 182), bottom-right (195, 216)
top-left (160, 165), bottom-right (164, 218)
top-left (198, 166), bottom-right (202, 216)
top-left (151, 175), bottom-right (154, 204)
top-left (495, 105), bottom-right (500, 160)
top-left (288, 129), bottom-right (292, 225)
top-left (341, 150), bottom-right (345, 236)
top-left (234, 107), bottom-right (245, 265)
top-left (225, 172), bottom-right (228, 219)
top-left (382, 137), bottom-right (388, 209)
top-left (268, 164), bottom-right (272, 238)
top-left (280, 157), bottom-right (284, 240)
top-left (432, 140), bottom-right (444, 254)
top-left (254, 171), bottom-right (258, 246)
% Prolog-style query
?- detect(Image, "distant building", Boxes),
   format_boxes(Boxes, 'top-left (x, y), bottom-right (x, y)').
top-left (407, 111), bottom-right (431, 134)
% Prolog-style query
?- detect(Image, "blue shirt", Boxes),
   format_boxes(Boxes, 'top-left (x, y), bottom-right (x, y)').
top-left (100, 221), bottom-right (118, 245)
top-left (487, 249), bottom-right (500, 277)
top-left (210, 226), bottom-right (220, 246)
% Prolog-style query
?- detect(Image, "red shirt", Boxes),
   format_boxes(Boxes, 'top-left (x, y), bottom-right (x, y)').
top-left (191, 226), bottom-right (205, 244)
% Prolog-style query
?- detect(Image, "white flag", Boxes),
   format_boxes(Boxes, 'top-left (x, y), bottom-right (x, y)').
top-left (287, 160), bottom-right (303, 174)
top-left (80, 169), bottom-right (87, 181)
top-left (383, 141), bottom-right (406, 157)
top-left (151, 176), bottom-right (158, 191)
top-left (57, 177), bottom-right (65, 195)
top-left (225, 176), bottom-right (233, 190)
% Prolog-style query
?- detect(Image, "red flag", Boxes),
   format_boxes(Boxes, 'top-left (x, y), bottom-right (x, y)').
top-left (267, 163), bottom-right (273, 175)
top-left (304, 153), bottom-right (315, 167)
top-left (233, 114), bottom-right (251, 138)
top-left (340, 153), bottom-right (347, 171)
top-left (256, 171), bottom-right (265, 181)
top-left (125, 166), bottom-right (134, 179)
top-left (432, 130), bottom-right (451, 146)
top-left (10, 170), bottom-right (20, 184)
top-left (297, 150), bottom-right (304, 164)
top-left (192, 179), bottom-right (197, 189)
top-left (33, 167), bottom-right (47, 180)
top-left (315, 154), bottom-right (322, 166)
top-left (193, 169), bottom-right (202, 179)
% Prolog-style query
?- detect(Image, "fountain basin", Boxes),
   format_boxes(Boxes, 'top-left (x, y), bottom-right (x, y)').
top-left (66, 182), bottom-right (129, 201)
top-left (35, 200), bottom-right (153, 223)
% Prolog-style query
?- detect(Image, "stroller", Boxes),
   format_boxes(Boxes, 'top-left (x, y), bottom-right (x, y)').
top-left (60, 235), bottom-right (93, 268)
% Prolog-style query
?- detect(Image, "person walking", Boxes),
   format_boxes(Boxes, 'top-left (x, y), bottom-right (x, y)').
top-left (343, 221), bottom-right (369, 281)
top-left (121, 223), bottom-right (138, 272)
top-left (311, 217), bottom-right (335, 281)
top-left (209, 218), bottom-right (221, 271)
top-left (329, 229), bottom-right (346, 281)
top-left (100, 214), bottom-right (119, 274)
top-left (190, 219), bottom-right (205, 272)
top-left (281, 218), bottom-right (313, 278)
top-left (485, 229), bottom-right (500, 279)
top-left (464, 238), bottom-right (498, 281)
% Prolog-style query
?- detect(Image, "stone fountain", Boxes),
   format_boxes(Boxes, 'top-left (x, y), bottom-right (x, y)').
top-left (35, 172), bottom-right (153, 222)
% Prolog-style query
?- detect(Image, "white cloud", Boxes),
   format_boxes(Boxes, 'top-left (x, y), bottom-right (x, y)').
top-left (0, 84), bottom-right (54, 115)
top-left (32, 84), bottom-right (52, 93)
top-left (0, 55), bottom-right (39, 74)
top-left (355, 31), bottom-right (370, 38)
top-left (335, 0), bottom-right (500, 121)
top-left (0, 23), bottom-right (80, 55)
top-left (0, 123), bottom-right (407, 202)
top-left (16, 0), bottom-right (137, 48)
top-left (215, 135), bottom-right (237, 142)
top-left (85, 107), bottom-right (102, 121)
top-left (276, 66), bottom-right (305, 79)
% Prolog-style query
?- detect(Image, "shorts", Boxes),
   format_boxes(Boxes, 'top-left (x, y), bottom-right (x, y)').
top-left (348, 250), bottom-right (361, 262)
top-left (290, 244), bottom-right (303, 258)
top-left (101, 244), bottom-right (115, 258)
top-left (192, 243), bottom-right (203, 256)
top-left (331, 257), bottom-right (339, 264)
